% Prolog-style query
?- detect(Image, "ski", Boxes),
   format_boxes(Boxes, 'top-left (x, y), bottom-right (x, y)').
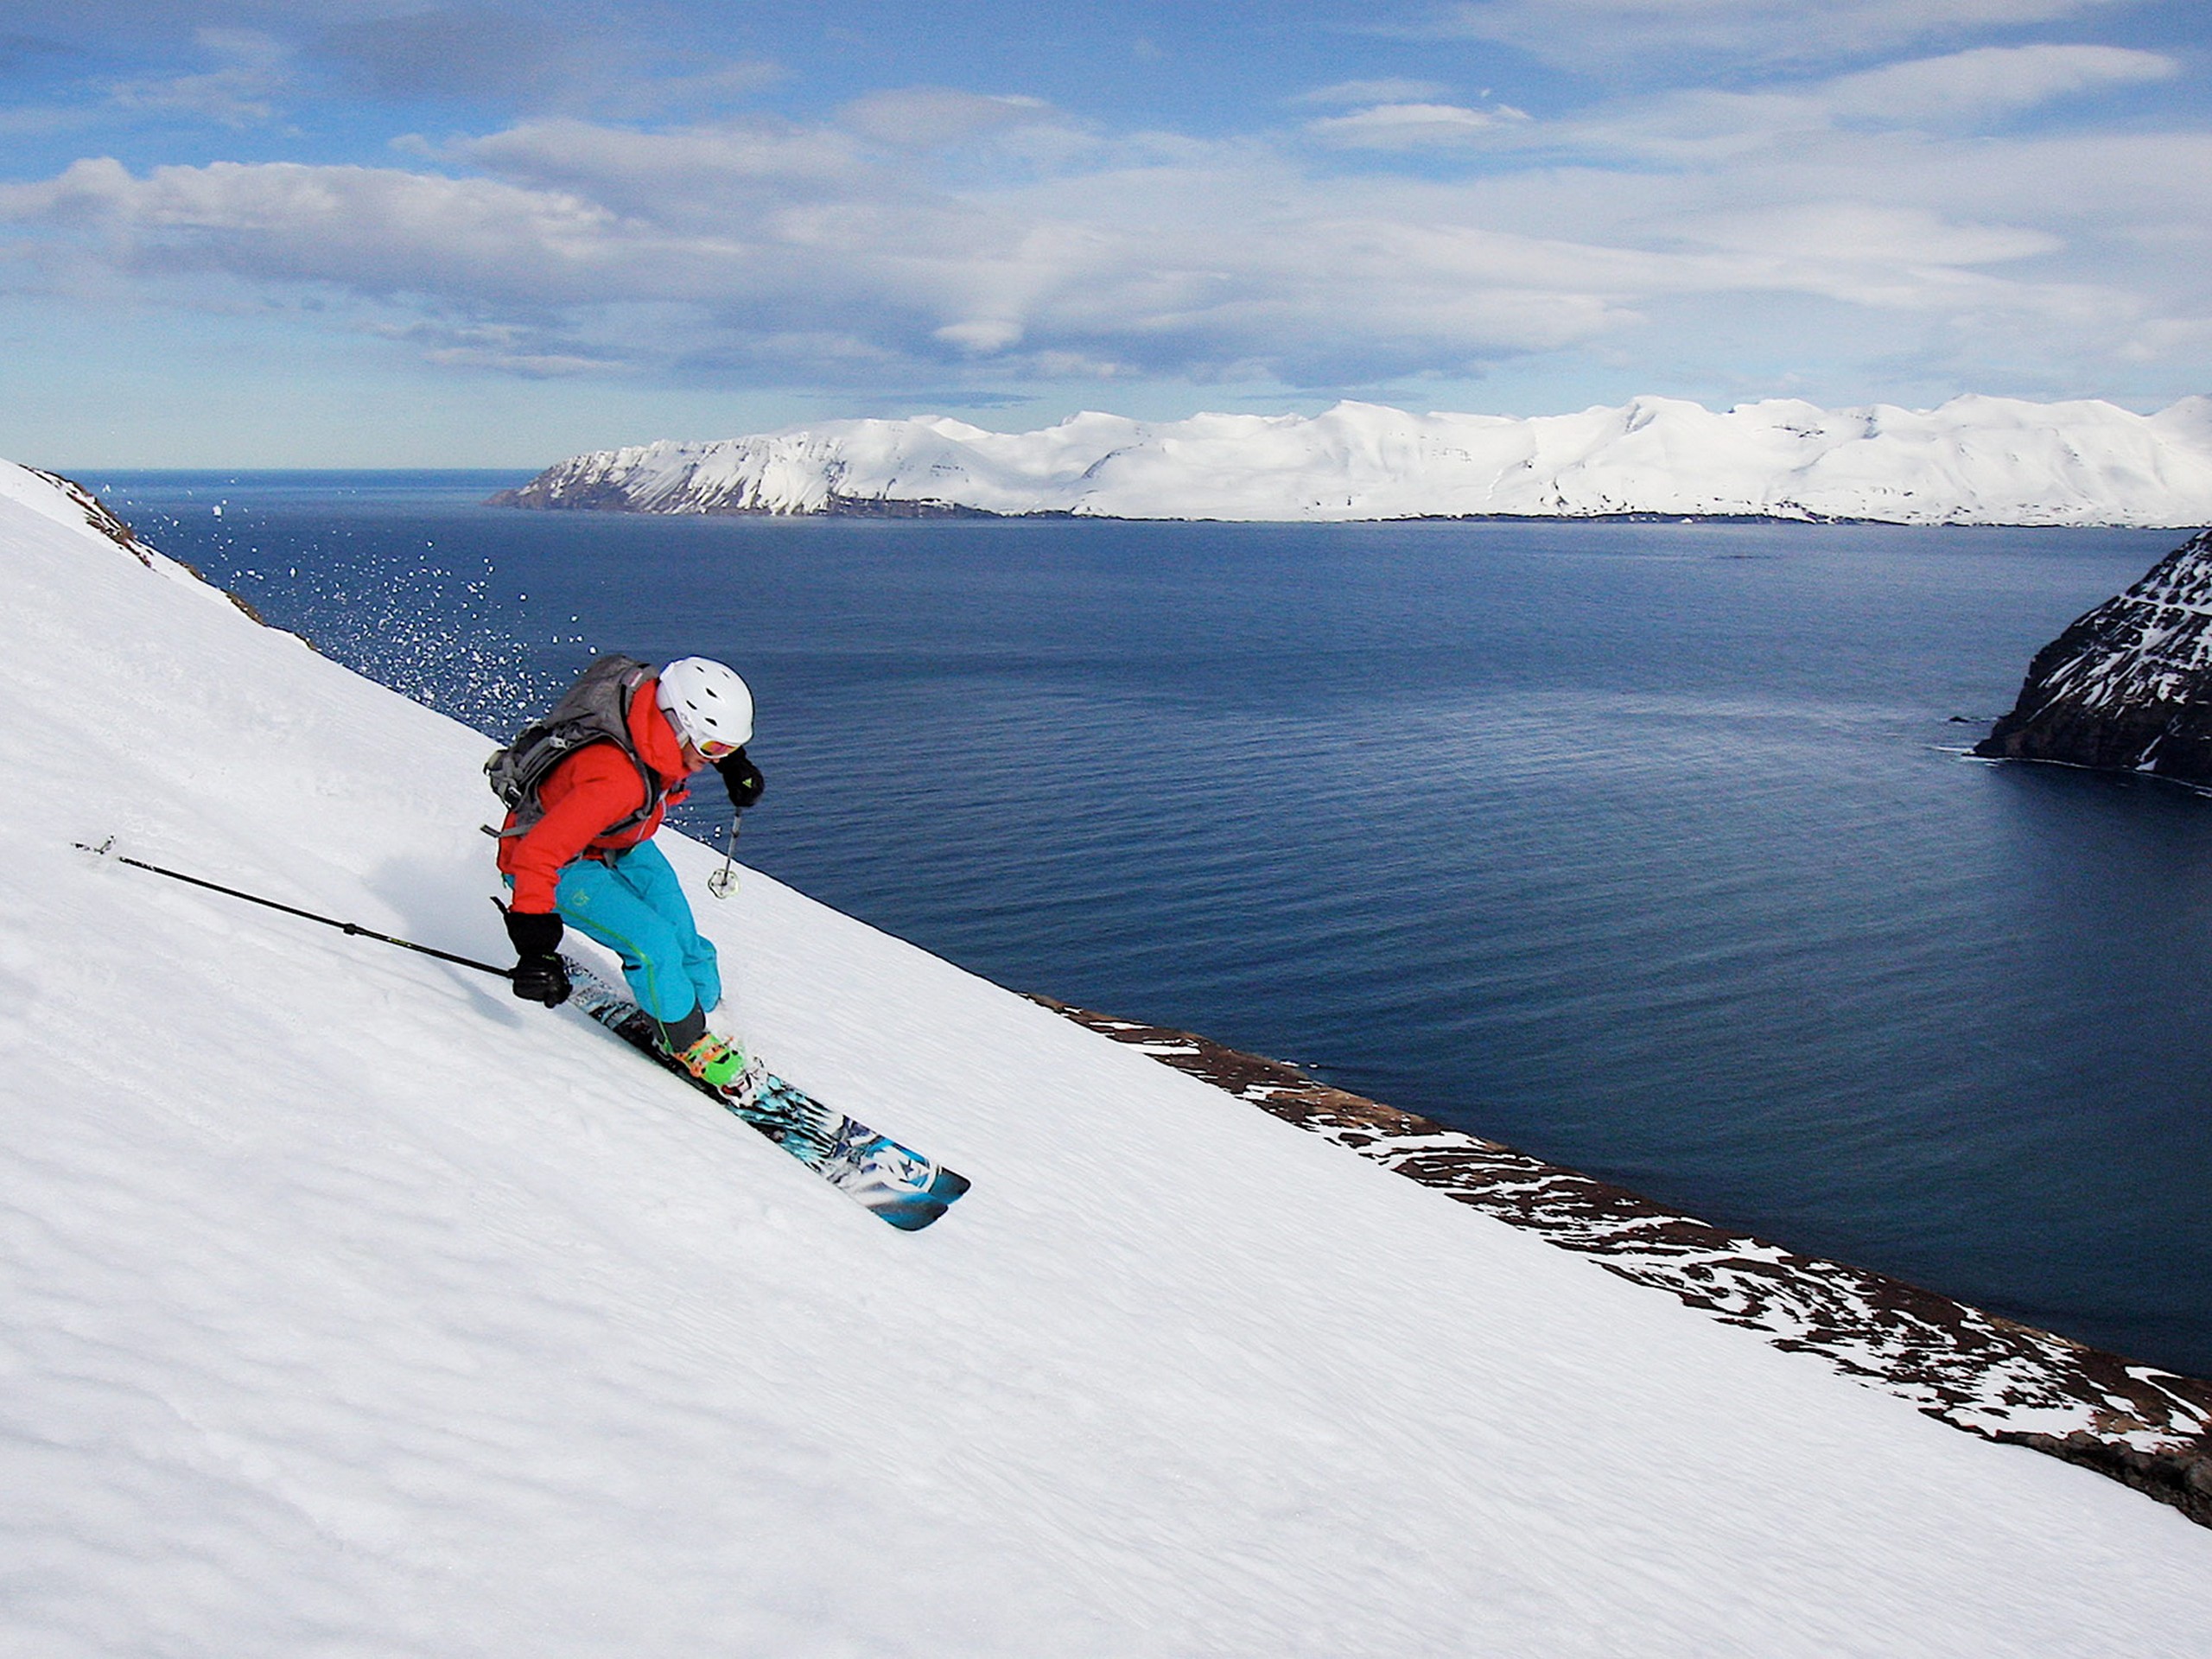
top-left (561, 955), bottom-right (970, 1231)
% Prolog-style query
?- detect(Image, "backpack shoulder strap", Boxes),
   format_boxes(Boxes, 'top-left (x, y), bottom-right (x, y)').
top-left (486, 656), bottom-right (664, 836)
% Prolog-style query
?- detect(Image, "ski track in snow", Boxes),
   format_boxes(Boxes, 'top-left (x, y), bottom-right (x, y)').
top-left (4, 459), bottom-right (2210, 1657)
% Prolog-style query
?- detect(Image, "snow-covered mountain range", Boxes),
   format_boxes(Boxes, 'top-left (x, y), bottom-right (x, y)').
top-left (7, 459), bottom-right (2211, 1653)
top-left (497, 394), bottom-right (2212, 526)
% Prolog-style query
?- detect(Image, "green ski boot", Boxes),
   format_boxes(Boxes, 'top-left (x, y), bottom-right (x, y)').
top-left (670, 1030), bottom-right (766, 1107)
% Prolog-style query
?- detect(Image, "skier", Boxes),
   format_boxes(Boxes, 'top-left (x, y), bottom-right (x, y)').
top-left (495, 656), bottom-right (766, 1091)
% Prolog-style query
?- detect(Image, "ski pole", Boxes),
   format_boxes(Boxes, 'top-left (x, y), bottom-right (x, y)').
top-left (73, 838), bottom-right (516, 980)
top-left (708, 813), bottom-right (744, 900)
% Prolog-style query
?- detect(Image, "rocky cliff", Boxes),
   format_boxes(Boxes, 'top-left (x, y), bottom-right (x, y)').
top-left (1976, 530), bottom-right (2212, 783)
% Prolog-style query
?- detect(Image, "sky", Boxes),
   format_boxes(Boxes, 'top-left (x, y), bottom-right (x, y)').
top-left (1, 0), bottom-right (2207, 466)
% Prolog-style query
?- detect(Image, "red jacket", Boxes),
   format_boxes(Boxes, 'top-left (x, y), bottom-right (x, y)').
top-left (499, 677), bottom-right (694, 913)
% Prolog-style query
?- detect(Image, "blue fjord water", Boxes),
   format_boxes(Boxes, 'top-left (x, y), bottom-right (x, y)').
top-left (95, 470), bottom-right (2212, 1376)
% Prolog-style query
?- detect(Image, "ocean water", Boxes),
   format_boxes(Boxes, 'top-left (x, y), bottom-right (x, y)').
top-left (95, 470), bottom-right (2212, 1376)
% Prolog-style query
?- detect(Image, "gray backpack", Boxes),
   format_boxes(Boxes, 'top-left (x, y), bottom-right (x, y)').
top-left (486, 655), bottom-right (663, 839)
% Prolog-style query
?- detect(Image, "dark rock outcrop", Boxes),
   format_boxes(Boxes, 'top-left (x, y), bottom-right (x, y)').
top-left (487, 474), bottom-right (639, 512)
top-left (1977, 529), bottom-right (2212, 782)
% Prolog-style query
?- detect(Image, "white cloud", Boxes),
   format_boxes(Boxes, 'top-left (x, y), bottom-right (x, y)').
top-left (1814, 43), bottom-right (2177, 123)
top-left (365, 318), bottom-right (626, 376)
top-left (2, 57), bottom-right (2205, 404)
top-left (2118, 315), bottom-right (2212, 365)
top-left (1671, 201), bottom-right (2060, 265)
top-left (935, 319), bottom-right (1024, 353)
top-left (0, 138), bottom-right (1656, 384)
top-left (457, 117), bottom-right (871, 215)
top-left (593, 60), bottom-right (787, 120)
top-left (1305, 102), bottom-right (1529, 149)
top-left (836, 88), bottom-right (1056, 149)
top-left (1294, 79), bottom-right (1456, 106)
top-left (1503, 44), bottom-right (2182, 162)
top-left (1423, 0), bottom-right (2138, 71)
top-left (418, 346), bottom-right (623, 375)
top-left (0, 156), bottom-right (623, 302)
top-left (105, 27), bottom-right (293, 129)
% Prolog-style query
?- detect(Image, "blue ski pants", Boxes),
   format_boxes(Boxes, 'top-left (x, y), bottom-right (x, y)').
top-left (544, 840), bottom-right (721, 1022)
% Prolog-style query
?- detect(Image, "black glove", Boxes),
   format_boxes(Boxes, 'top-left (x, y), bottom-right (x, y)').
top-left (505, 909), bottom-right (571, 1007)
top-left (716, 747), bottom-right (766, 812)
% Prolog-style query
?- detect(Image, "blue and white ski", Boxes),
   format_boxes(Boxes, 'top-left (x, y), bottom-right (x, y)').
top-left (562, 956), bottom-right (970, 1231)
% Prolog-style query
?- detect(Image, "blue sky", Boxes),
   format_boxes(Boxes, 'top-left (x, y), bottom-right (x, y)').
top-left (2, 0), bottom-right (2207, 465)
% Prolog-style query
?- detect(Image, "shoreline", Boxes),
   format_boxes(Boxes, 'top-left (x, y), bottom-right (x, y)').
top-left (486, 489), bottom-right (2202, 531)
top-left (1028, 991), bottom-right (2212, 1529)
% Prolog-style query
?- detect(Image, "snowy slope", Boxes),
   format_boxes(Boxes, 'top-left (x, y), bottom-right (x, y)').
top-left (499, 395), bottom-right (2212, 526)
top-left (3, 460), bottom-right (2209, 1657)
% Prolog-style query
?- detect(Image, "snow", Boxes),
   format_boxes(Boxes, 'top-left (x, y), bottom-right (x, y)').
top-left (3, 458), bottom-right (2209, 1656)
top-left (505, 394), bottom-right (2212, 526)
top-left (1078, 1001), bottom-right (2212, 1478)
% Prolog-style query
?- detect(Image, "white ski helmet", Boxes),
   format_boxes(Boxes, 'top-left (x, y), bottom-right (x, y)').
top-left (655, 657), bottom-right (753, 754)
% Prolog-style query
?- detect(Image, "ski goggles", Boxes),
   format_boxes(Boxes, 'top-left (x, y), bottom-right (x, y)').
top-left (695, 735), bottom-right (741, 761)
